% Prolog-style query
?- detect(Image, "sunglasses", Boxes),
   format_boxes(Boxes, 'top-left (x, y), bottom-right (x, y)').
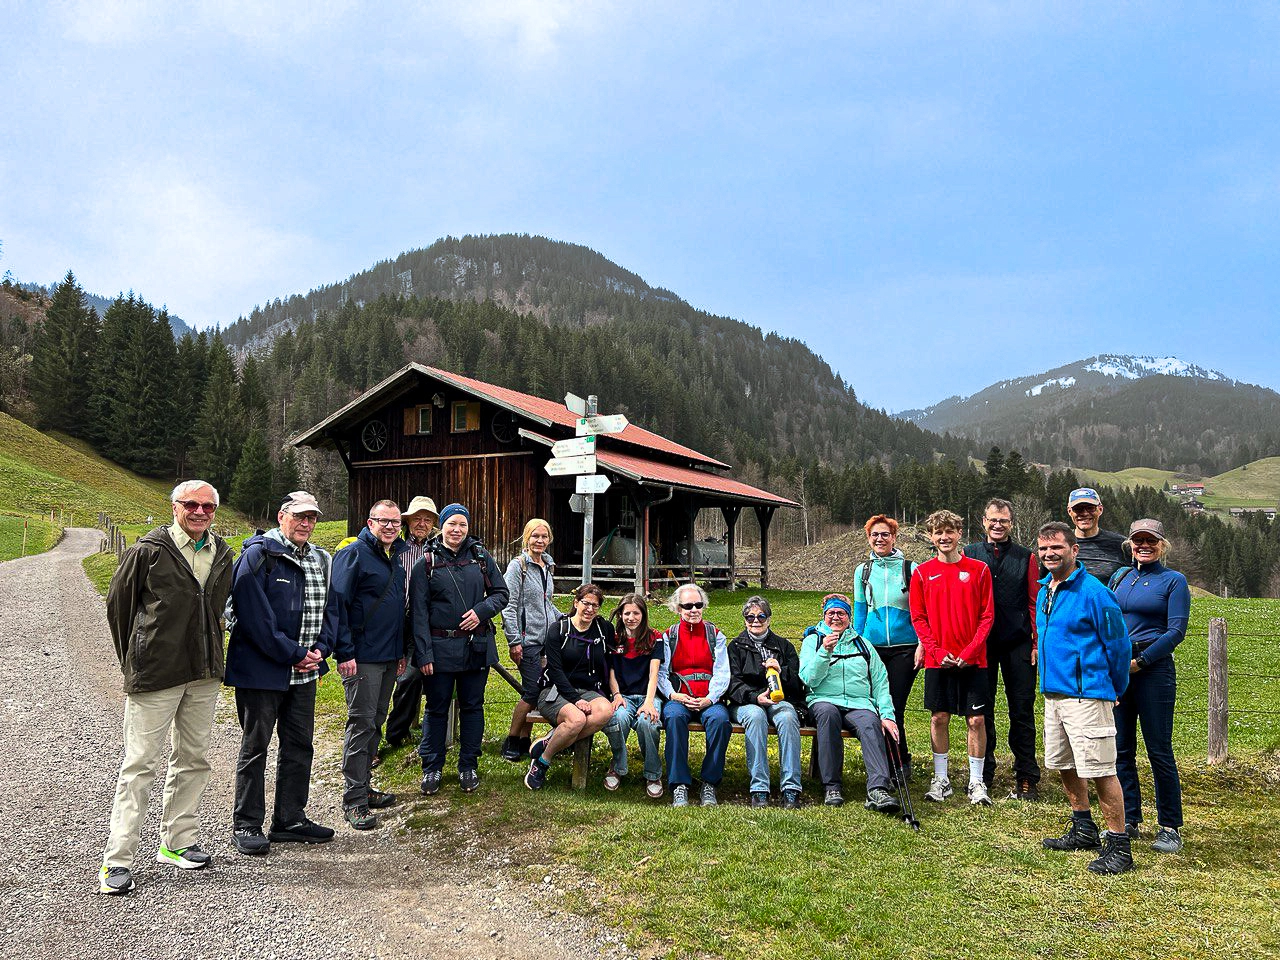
top-left (678, 601), bottom-right (704, 611)
top-left (1131, 537), bottom-right (1161, 547)
top-left (743, 613), bottom-right (768, 622)
top-left (176, 500), bottom-right (217, 514)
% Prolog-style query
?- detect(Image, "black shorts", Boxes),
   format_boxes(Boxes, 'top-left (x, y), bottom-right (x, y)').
top-left (923, 666), bottom-right (989, 716)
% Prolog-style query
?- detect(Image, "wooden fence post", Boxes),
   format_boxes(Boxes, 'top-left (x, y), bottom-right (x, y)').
top-left (1207, 617), bottom-right (1228, 764)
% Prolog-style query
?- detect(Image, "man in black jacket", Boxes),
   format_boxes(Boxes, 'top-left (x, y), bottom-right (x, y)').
top-left (964, 498), bottom-right (1041, 800)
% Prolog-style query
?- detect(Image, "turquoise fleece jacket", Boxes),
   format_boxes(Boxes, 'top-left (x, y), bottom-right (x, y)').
top-left (799, 623), bottom-right (895, 717)
top-left (853, 550), bottom-right (918, 648)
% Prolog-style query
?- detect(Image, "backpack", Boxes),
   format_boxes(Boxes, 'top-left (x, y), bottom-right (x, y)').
top-left (222, 534), bottom-right (331, 635)
top-left (860, 555), bottom-right (912, 609)
top-left (663, 621), bottom-right (720, 694)
top-left (421, 539), bottom-right (499, 632)
top-left (1107, 565), bottom-right (1138, 593)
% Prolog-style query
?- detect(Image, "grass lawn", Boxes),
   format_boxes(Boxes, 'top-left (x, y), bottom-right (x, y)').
top-left (1075, 465), bottom-right (1183, 491)
top-left (0, 512), bottom-right (60, 561)
top-left (79, 559), bottom-right (1280, 959)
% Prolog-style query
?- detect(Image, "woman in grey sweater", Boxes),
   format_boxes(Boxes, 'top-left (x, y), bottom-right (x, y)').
top-left (499, 519), bottom-right (561, 760)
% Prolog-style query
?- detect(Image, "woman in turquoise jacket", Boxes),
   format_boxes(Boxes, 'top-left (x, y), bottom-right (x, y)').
top-left (852, 515), bottom-right (921, 781)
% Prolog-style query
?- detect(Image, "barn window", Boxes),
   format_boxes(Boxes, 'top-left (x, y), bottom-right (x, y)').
top-left (417, 405), bottom-right (432, 434)
top-left (451, 401), bottom-right (481, 433)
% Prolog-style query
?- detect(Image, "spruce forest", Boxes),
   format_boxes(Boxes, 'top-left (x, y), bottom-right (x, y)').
top-left (3, 236), bottom-right (1278, 597)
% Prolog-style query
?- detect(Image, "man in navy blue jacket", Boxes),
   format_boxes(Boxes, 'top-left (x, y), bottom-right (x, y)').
top-left (330, 499), bottom-right (409, 830)
top-left (226, 491), bottom-right (338, 855)
top-left (1035, 521), bottom-right (1134, 875)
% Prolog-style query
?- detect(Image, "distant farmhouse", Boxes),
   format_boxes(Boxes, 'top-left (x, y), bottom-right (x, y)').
top-left (1170, 482), bottom-right (1206, 496)
top-left (1229, 506), bottom-right (1277, 520)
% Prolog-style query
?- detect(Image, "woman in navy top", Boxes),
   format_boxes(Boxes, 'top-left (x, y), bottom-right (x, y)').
top-left (1110, 519), bottom-right (1191, 854)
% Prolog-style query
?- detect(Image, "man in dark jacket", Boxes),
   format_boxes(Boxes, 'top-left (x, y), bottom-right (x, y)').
top-left (330, 499), bottom-right (409, 830)
top-left (964, 498), bottom-right (1042, 800)
top-left (98, 480), bottom-right (233, 896)
top-left (225, 491), bottom-right (338, 855)
top-left (1068, 487), bottom-right (1128, 583)
top-left (726, 596), bottom-right (805, 809)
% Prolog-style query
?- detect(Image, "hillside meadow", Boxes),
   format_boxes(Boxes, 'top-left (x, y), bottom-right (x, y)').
top-left (79, 554), bottom-right (1280, 960)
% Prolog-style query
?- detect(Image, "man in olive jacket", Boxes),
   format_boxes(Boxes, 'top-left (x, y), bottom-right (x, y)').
top-left (98, 480), bottom-right (234, 896)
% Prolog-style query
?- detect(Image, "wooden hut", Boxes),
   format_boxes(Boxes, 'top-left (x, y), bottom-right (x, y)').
top-left (290, 363), bottom-right (796, 593)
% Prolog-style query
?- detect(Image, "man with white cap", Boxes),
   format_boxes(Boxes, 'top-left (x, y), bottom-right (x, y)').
top-left (382, 496), bottom-right (439, 750)
top-left (225, 491), bottom-right (338, 855)
top-left (1067, 487), bottom-right (1128, 584)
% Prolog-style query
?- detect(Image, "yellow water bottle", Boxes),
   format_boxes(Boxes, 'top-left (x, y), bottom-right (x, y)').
top-left (765, 663), bottom-right (784, 703)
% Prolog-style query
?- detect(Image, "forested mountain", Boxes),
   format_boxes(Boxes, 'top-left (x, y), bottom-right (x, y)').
top-left (16, 281), bottom-right (191, 338)
top-left (897, 355), bottom-right (1280, 474)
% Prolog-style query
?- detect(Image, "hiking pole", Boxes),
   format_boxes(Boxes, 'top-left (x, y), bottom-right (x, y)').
top-left (885, 733), bottom-right (920, 832)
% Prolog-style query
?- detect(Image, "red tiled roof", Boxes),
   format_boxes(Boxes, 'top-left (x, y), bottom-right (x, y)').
top-left (592, 447), bottom-right (796, 506)
top-left (425, 366), bottom-right (728, 469)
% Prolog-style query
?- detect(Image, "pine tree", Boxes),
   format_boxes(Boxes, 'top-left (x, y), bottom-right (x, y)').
top-left (275, 446), bottom-right (301, 498)
top-left (192, 335), bottom-right (243, 497)
top-left (231, 428), bottom-right (274, 521)
top-left (31, 270), bottom-right (99, 435)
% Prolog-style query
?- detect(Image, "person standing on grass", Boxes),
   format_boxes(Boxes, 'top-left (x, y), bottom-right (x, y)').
top-left (381, 496), bottom-right (439, 754)
top-left (1111, 519), bottom-right (1190, 855)
top-left (853, 514), bottom-right (921, 782)
top-left (909, 509), bottom-right (995, 807)
top-left (500, 518), bottom-right (560, 763)
top-left (964, 498), bottom-right (1042, 800)
top-left (225, 491), bottom-right (337, 856)
top-left (330, 499), bottom-right (409, 831)
top-left (99, 480), bottom-right (233, 896)
top-left (1067, 487), bottom-right (1128, 584)
top-left (523, 584), bottom-right (617, 790)
top-left (1036, 521), bottom-right (1134, 875)
top-left (603, 594), bottom-right (666, 798)
top-left (657, 583), bottom-right (732, 808)
top-left (728, 595), bottom-right (805, 809)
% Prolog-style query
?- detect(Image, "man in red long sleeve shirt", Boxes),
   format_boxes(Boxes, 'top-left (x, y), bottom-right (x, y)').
top-left (909, 509), bottom-right (995, 806)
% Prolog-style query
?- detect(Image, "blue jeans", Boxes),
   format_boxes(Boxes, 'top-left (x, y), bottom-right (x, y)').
top-left (662, 700), bottom-right (731, 787)
top-left (604, 695), bottom-right (663, 780)
top-left (1115, 656), bottom-right (1182, 829)
top-left (732, 701), bottom-right (802, 794)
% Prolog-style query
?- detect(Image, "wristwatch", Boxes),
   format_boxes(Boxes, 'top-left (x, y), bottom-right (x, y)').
top-left (1134, 653), bottom-right (1149, 670)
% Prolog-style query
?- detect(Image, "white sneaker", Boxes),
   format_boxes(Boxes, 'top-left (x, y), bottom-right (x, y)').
top-left (967, 780), bottom-right (992, 806)
top-left (925, 775), bottom-right (952, 802)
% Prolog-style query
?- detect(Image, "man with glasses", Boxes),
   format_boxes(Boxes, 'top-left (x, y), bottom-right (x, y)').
top-left (381, 496), bottom-right (439, 753)
top-left (225, 491), bottom-right (337, 855)
top-left (330, 499), bottom-right (409, 830)
top-left (964, 498), bottom-right (1042, 800)
top-left (99, 481), bottom-right (234, 895)
top-left (1068, 488), bottom-right (1127, 584)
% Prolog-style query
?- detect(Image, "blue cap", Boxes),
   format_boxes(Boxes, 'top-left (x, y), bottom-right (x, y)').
top-left (1068, 487), bottom-right (1102, 508)
top-left (438, 503), bottom-right (470, 526)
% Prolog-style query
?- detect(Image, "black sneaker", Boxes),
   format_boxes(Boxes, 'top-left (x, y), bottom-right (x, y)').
top-left (1088, 831), bottom-right (1135, 874)
top-left (459, 769), bottom-right (480, 793)
top-left (525, 759), bottom-right (548, 790)
top-left (1008, 777), bottom-right (1041, 801)
top-left (268, 818), bottom-right (335, 843)
top-left (500, 736), bottom-right (525, 762)
top-left (343, 805), bottom-right (378, 831)
top-left (98, 865), bottom-right (134, 895)
top-left (750, 791), bottom-right (769, 808)
top-left (233, 826), bottom-right (271, 855)
top-left (824, 788), bottom-right (844, 807)
top-left (781, 789), bottom-right (801, 810)
top-left (367, 789), bottom-right (398, 810)
top-left (1124, 822), bottom-right (1141, 839)
top-left (529, 733), bottom-right (552, 764)
top-left (420, 769), bottom-right (442, 795)
top-left (1043, 817), bottom-right (1102, 851)
top-left (865, 787), bottom-right (900, 813)
top-left (1152, 827), bottom-right (1183, 853)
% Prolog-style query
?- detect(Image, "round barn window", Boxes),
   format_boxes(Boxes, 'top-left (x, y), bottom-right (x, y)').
top-left (361, 419), bottom-right (389, 453)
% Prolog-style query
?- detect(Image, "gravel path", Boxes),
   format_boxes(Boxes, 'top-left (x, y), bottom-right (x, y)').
top-left (0, 529), bottom-right (634, 960)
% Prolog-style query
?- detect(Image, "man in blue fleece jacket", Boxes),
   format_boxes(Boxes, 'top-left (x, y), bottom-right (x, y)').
top-left (1035, 521), bottom-right (1134, 875)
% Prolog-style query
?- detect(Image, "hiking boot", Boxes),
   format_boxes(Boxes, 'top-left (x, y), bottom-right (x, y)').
top-left (1008, 777), bottom-right (1041, 801)
top-left (672, 784), bottom-right (690, 807)
top-left (500, 735), bottom-right (525, 762)
top-left (1087, 831), bottom-right (1135, 875)
top-left (98, 865), bottom-right (134, 895)
top-left (344, 806), bottom-right (378, 830)
top-left (967, 780), bottom-right (992, 806)
top-left (367, 788), bottom-right (397, 809)
top-left (459, 769), bottom-right (480, 793)
top-left (700, 782), bottom-right (718, 806)
top-left (865, 787), bottom-right (900, 813)
top-left (1152, 827), bottom-right (1183, 853)
top-left (782, 789), bottom-right (801, 810)
top-left (924, 776), bottom-right (953, 802)
top-left (1043, 817), bottom-right (1102, 851)
top-left (824, 787), bottom-right (844, 807)
top-left (750, 791), bottom-right (769, 809)
top-left (156, 843), bottom-right (211, 869)
top-left (524, 759), bottom-right (548, 790)
top-left (232, 826), bottom-right (270, 855)
top-left (420, 769), bottom-right (442, 795)
top-left (268, 818), bottom-right (335, 844)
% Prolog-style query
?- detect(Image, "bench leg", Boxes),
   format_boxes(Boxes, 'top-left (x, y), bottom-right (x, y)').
top-left (571, 734), bottom-right (592, 790)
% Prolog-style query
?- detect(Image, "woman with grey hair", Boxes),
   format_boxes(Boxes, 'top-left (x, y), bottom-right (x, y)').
top-left (726, 596), bottom-right (805, 808)
top-left (656, 583), bottom-right (731, 807)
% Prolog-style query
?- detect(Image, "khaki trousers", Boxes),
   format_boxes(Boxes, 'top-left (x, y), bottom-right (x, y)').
top-left (102, 678), bottom-right (221, 869)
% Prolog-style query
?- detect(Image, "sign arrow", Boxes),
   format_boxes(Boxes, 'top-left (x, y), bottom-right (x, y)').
top-left (544, 454), bottom-right (597, 476)
top-left (576, 474), bottom-right (611, 494)
top-left (552, 435), bottom-right (596, 458)
top-left (576, 414), bottom-right (628, 436)
top-left (564, 393), bottom-right (588, 417)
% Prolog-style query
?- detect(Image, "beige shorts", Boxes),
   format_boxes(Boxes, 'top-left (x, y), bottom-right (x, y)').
top-left (1043, 695), bottom-right (1117, 779)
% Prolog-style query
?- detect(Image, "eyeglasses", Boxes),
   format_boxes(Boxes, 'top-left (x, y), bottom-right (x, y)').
top-left (985, 518), bottom-right (1011, 526)
top-left (825, 609), bottom-right (850, 619)
top-left (743, 613), bottom-right (768, 622)
top-left (678, 601), bottom-right (704, 611)
top-left (176, 500), bottom-right (217, 514)
top-left (369, 517), bottom-right (402, 527)
top-left (290, 513), bottom-right (319, 523)
top-left (869, 532), bottom-right (894, 539)
top-left (577, 601), bottom-right (600, 609)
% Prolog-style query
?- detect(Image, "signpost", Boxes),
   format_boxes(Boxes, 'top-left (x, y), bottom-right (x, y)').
top-left (575, 414), bottom-right (628, 437)
top-left (551, 435), bottom-right (596, 459)
top-left (544, 454), bottom-right (596, 477)
top-left (576, 474), bottom-right (611, 494)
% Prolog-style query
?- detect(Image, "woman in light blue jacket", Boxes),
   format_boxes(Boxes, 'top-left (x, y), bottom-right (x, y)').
top-left (499, 519), bottom-right (560, 761)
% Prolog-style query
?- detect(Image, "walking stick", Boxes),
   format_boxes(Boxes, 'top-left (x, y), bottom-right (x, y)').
top-left (885, 732), bottom-right (921, 831)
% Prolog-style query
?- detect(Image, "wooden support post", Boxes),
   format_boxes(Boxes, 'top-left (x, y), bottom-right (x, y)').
top-left (686, 497), bottom-right (698, 584)
top-left (721, 505), bottom-right (741, 589)
top-left (571, 734), bottom-right (592, 789)
top-left (1208, 617), bottom-right (1228, 764)
top-left (754, 506), bottom-right (776, 589)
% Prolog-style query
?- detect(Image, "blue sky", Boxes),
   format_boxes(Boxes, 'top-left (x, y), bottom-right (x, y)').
top-left (3, 1), bottom-right (1277, 412)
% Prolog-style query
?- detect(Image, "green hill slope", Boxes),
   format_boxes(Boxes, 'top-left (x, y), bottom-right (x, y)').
top-left (1076, 457), bottom-right (1280, 508)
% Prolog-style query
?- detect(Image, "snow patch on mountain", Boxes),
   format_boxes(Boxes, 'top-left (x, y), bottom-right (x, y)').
top-left (1026, 376), bottom-right (1076, 397)
top-left (1085, 355), bottom-right (1228, 381)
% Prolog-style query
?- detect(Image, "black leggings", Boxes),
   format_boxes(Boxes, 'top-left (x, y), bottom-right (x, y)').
top-left (874, 644), bottom-right (919, 770)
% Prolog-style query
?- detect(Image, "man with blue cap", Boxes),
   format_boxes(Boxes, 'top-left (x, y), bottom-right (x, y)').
top-left (1067, 488), bottom-right (1128, 584)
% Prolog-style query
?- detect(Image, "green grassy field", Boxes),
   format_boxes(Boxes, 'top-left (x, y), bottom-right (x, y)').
top-left (0, 512), bottom-right (60, 561)
top-left (1075, 465), bottom-right (1182, 491)
top-left (1078, 457), bottom-right (1280, 511)
top-left (80, 555), bottom-right (1280, 960)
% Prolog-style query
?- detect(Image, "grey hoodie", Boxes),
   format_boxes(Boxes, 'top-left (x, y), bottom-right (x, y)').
top-left (500, 551), bottom-right (559, 649)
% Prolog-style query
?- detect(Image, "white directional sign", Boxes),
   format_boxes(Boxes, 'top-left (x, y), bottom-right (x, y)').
top-left (564, 393), bottom-right (588, 417)
top-left (575, 414), bottom-right (628, 436)
top-left (551, 435), bottom-right (596, 459)
top-left (544, 454), bottom-right (597, 476)
top-left (576, 474), bottom-right (611, 494)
